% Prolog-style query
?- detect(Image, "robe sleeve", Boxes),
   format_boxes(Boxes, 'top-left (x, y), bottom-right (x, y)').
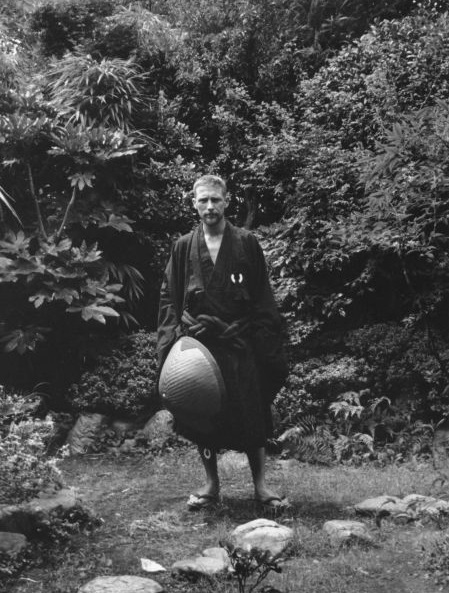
top-left (157, 243), bottom-right (183, 366)
top-left (248, 234), bottom-right (289, 401)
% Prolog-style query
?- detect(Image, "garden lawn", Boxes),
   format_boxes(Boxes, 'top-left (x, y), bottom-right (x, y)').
top-left (4, 448), bottom-right (446, 593)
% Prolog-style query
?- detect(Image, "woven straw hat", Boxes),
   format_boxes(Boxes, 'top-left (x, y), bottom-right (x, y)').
top-left (158, 336), bottom-right (226, 433)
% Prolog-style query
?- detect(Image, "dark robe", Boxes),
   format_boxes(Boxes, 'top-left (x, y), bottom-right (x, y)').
top-left (157, 221), bottom-right (287, 451)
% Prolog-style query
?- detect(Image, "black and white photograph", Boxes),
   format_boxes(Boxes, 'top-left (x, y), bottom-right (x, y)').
top-left (1, 1), bottom-right (449, 592)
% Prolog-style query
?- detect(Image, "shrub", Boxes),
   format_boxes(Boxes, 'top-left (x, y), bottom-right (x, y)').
top-left (274, 354), bottom-right (370, 433)
top-left (0, 387), bottom-right (64, 505)
top-left (68, 330), bottom-right (159, 417)
top-left (345, 323), bottom-right (449, 415)
top-left (30, 0), bottom-right (115, 57)
top-left (423, 532), bottom-right (449, 587)
top-left (296, 10), bottom-right (449, 149)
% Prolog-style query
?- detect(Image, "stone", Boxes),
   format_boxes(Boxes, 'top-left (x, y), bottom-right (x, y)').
top-left (354, 495), bottom-right (405, 516)
top-left (0, 532), bottom-right (28, 555)
top-left (119, 438), bottom-right (137, 453)
top-left (27, 487), bottom-right (78, 515)
top-left (172, 556), bottom-right (229, 577)
top-left (111, 419), bottom-right (143, 438)
top-left (202, 547), bottom-right (231, 566)
top-left (355, 493), bottom-right (449, 522)
top-left (66, 413), bottom-right (110, 455)
top-left (0, 504), bottom-right (32, 535)
top-left (403, 494), bottom-right (449, 519)
top-left (141, 558), bottom-right (167, 573)
top-left (230, 518), bottom-right (294, 556)
top-left (323, 520), bottom-right (373, 545)
top-left (0, 488), bottom-right (80, 536)
top-left (142, 410), bottom-right (174, 447)
top-left (78, 575), bottom-right (164, 593)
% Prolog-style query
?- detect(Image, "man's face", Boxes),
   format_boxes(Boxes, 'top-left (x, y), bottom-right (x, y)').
top-left (192, 184), bottom-right (228, 228)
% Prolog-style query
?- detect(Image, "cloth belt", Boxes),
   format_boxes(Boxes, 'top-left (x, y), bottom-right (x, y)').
top-left (181, 310), bottom-right (250, 350)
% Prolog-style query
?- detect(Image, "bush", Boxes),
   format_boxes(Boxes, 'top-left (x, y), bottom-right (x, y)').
top-left (262, 11), bottom-right (449, 345)
top-left (424, 532), bottom-right (449, 587)
top-left (30, 0), bottom-right (115, 57)
top-left (274, 321), bottom-right (447, 463)
top-left (68, 330), bottom-right (159, 417)
top-left (274, 322), bottom-right (449, 433)
top-left (0, 387), bottom-right (64, 505)
top-left (345, 323), bottom-right (449, 415)
top-left (296, 10), bottom-right (449, 149)
top-left (274, 354), bottom-right (370, 433)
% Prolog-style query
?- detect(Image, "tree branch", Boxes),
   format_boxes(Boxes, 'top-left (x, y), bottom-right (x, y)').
top-left (56, 185), bottom-right (77, 240)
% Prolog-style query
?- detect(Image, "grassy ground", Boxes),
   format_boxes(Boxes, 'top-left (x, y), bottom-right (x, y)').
top-left (4, 447), bottom-right (447, 593)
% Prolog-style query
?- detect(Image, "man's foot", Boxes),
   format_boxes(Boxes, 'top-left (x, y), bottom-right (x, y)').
top-left (254, 487), bottom-right (289, 510)
top-left (254, 494), bottom-right (290, 510)
top-left (187, 492), bottom-right (219, 511)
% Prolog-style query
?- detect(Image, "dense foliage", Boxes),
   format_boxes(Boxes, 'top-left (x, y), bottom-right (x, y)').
top-left (1, 0), bottom-right (449, 444)
top-left (0, 386), bottom-right (64, 504)
top-left (68, 330), bottom-right (159, 416)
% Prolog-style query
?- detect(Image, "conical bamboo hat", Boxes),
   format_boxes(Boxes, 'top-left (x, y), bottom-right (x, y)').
top-left (158, 336), bottom-right (225, 433)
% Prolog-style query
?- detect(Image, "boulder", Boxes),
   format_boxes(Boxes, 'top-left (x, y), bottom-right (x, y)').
top-left (141, 410), bottom-right (174, 447)
top-left (202, 547), bottom-right (231, 566)
top-left (403, 494), bottom-right (449, 520)
top-left (0, 504), bottom-right (32, 535)
top-left (355, 493), bottom-right (449, 522)
top-left (111, 419), bottom-right (143, 438)
top-left (27, 487), bottom-right (78, 514)
top-left (119, 438), bottom-right (137, 453)
top-left (229, 518), bottom-right (293, 557)
top-left (0, 488), bottom-right (79, 536)
top-left (323, 520), bottom-right (373, 545)
top-left (0, 532), bottom-right (28, 555)
top-left (66, 413), bottom-right (110, 455)
top-left (78, 576), bottom-right (164, 593)
top-left (172, 555), bottom-right (229, 577)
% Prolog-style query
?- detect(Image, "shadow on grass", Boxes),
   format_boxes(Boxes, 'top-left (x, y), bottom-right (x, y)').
top-left (195, 496), bottom-right (347, 527)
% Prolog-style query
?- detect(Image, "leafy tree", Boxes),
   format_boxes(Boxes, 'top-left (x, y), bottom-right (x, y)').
top-left (30, 0), bottom-right (115, 57)
top-left (210, 80), bottom-right (303, 227)
top-left (296, 9), bottom-right (449, 149)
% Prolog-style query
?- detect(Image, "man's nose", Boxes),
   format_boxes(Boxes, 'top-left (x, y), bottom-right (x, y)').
top-left (206, 200), bottom-right (215, 209)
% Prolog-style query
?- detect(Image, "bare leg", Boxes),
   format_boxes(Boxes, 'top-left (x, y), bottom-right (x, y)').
top-left (247, 447), bottom-right (283, 503)
top-left (195, 446), bottom-right (220, 498)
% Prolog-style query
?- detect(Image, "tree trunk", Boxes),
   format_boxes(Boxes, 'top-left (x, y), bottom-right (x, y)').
top-left (244, 189), bottom-right (256, 229)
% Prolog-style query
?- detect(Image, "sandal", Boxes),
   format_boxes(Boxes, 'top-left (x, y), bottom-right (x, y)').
top-left (255, 495), bottom-right (290, 511)
top-left (187, 492), bottom-right (218, 511)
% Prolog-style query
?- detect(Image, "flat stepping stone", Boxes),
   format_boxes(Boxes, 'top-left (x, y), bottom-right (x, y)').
top-left (323, 520), bottom-right (373, 545)
top-left (355, 495), bottom-right (405, 515)
top-left (0, 488), bottom-right (80, 535)
top-left (78, 575), bottom-right (164, 593)
top-left (355, 494), bottom-right (449, 521)
top-left (172, 555), bottom-right (229, 577)
top-left (230, 518), bottom-right (293, 556)
top-left (0, 532), bottom-right (28, 555)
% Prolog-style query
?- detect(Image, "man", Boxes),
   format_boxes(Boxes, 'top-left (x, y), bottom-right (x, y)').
top-left (157, 174), bottom-right (288, 510)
